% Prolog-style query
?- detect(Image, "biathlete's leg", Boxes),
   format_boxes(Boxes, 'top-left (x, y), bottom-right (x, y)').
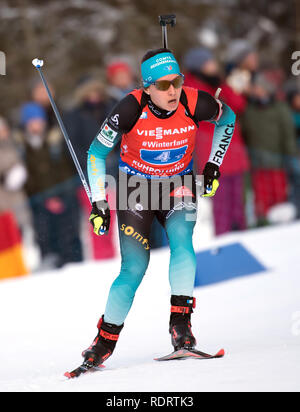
top-left (157, 174), bottom-right (198, 350)
top-left (104, 174), bottom-right (154, 326)
top-left (81, 176), bottom-right (154, 367)
top-left (158, 174), bottom-right (197, 296)
top-left (164, 206), bottom-right (197, 296)
top-left (164, 210), bottom-right (197, 350)
top-left (103, 210), bottom-right (153, 325)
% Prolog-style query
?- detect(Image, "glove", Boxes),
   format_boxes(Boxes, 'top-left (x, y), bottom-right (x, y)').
top-left (89, 200), bottom-right (110, 236)
top-left (202, 162), bottom-right (220, 197)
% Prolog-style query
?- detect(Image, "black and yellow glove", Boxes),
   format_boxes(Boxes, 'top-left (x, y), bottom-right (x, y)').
top-left (202, 162), bottom-right (220, 197)
top-left (89, 200), bottom-right (110, 236)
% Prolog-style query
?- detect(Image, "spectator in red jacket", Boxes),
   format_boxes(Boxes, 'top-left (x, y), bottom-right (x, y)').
top-left (182, 47), bottom-right (250, 235)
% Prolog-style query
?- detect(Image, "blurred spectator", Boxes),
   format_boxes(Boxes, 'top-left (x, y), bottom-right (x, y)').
top-left (29, 79), bottom-right (57, 129)
top-left (0, 116), bottom-right (29, 229)
top-left (105, 60), bottom-right (136, 178)
top-left (225, 39), bottom-right (259, 97)
top-left (17, 102), bottom-right (83, 270)
top-left (105, 60), bottom-right (138, 180)
top-left (183, 47), bottom-right (250, 235)
top-left (261, 65), bottom-right (286, 101)
top-left (106, 60), bottom-right (136, 105)
top-left (64, 76), bottom-right (117, 259)
top-left (286, 86), bottom-right (300, 217)
top-left (287, 86), bottom-right (300, 148)
top-left (64, 77), bottom-right (113, 174)
top-left (241, 72), bottom-right (300, 224)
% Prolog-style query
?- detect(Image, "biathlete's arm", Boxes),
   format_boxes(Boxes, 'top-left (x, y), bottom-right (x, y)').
top-left (193, 90), bottom-right (236, 196)
top-left (87, 134), bottom-right (120, 202)
top-left (87, 94), bottom-right (141, 202)
top-left (194, 90), bottom-right (236, 168)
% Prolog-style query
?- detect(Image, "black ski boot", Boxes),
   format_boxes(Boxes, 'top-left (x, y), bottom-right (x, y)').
top-left (169, 295), bottom-right (196, 351)
top-left (82, 315), bottom-right (124, 367)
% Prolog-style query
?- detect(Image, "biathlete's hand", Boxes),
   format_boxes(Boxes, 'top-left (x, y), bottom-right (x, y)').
top-left (202, 162), bottom-right (220, 197)
top-left (89, 200), bottom-right (110, 236)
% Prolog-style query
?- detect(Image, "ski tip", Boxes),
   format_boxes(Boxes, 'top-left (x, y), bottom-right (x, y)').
top-left (64, 363), bottom-right (105, 379)
top-left (216, 348), bottom-right (225, 357)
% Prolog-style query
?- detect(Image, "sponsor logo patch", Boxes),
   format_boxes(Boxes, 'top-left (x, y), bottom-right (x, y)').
top-left (97, 124), bottom-right (118, 147)
top-left (139, 111), bottom-right (148, 119)
top-left (140, 146), bottom-right (188, 165)
top-left (110, 114), bottom-right (120, 125)
top-left (120, 224), bottom-right (149, 250)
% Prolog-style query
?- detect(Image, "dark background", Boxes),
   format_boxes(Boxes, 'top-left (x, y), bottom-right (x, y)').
top-left (0, 0), bottom-right (298, 119)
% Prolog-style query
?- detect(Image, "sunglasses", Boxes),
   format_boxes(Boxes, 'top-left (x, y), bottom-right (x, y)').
top-left (151, 74), bottom-right (185, 91)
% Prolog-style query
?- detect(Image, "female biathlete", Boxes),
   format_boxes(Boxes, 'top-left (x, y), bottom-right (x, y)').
top-left (77, 48), bottom-right (235, 371)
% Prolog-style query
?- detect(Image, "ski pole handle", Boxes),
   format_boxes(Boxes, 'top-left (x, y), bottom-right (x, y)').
top-left (159, 15), bottom-right (176, 48)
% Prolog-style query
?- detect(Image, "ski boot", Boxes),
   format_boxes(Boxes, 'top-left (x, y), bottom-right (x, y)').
top-left (82, 315), bottom-right (124, 367)
top-left (169, 295), bottom-right (196, 351)
top-left (154, 296), bottom-right (224, 361)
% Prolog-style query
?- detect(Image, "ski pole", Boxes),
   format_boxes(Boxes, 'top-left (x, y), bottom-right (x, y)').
top-left (159, 14), bottom-right (176, 48)
top-left (31, 58), bottom-right (92, 204)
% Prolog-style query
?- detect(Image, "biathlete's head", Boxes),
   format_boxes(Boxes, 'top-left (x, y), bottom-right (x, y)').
top-left (141, 48), bottom-right (184, 112)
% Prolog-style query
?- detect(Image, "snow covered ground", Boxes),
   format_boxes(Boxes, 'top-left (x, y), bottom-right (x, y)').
top-left (0, 222), bottom-right (300, 392)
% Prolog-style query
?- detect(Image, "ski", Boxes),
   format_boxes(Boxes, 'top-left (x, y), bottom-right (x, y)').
top-left (64, 360), bottom-right (105, 379)
top-left (64, 348), bottom-right (224, 378)
top-left (154, 348), bottom-right (225, 361)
